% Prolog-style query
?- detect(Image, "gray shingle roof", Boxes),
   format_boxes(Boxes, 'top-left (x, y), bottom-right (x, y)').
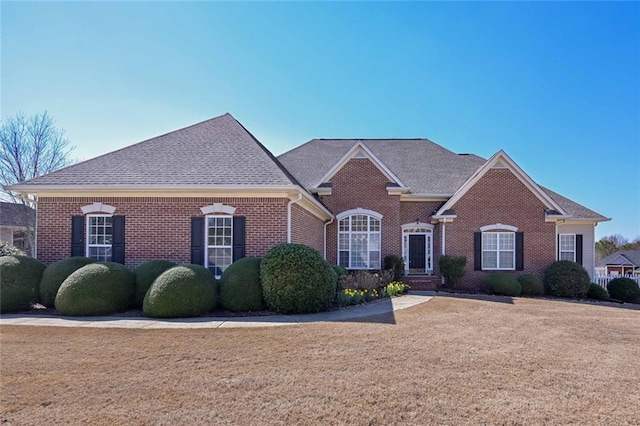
top-left (541, 187), bottom-right (609, 220)
top-left (0, 202), bottom-right (35, 227)
top-left (15, 113), bottom-right (298, 188)
top-left (600, 250), bottom-right (640, 267)
top-left (278, 139), bottom-right (486, 195)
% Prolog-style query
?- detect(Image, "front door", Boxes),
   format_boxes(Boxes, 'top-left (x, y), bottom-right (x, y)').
top-left (409, 234), bottom-right (426, 270)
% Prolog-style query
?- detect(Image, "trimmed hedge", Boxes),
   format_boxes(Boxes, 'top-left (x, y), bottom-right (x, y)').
top-left (544, 261), bottom-right (590, 298)
top-left (133, 260), bottom-right (176, 308)
top-left (483, 272), bottom-right (522, 297)
top-left (261, 243), bottom-right (337, 314)
top-left (39, 257), bottom-right (96, 307)
top-left (439, 255), bottom-right (467, 289)
top-left (586, 283), bottom-right (609, 300)
top-left (0, 255), bottom-right (46, 313)
top-left (220, 257), bottom-right (265, 312)
top-left (55, 262), bottom-right (136, 316)
top-left (143, 264), bottom-right (217, 318)
top-left (607, 277), bottom-right (640, 303)
top-left (517, 274), bottom-right (544, 296)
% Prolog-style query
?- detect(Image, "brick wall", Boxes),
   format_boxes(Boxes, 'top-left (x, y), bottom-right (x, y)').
top-left (36, 196), bottom-right (289, 267)
top-left (444, 168), bottom-right (556, 289)
top-left (320, 158), bottom-right (402, 266)
top-left (290, 203), bottom-right (325, 255)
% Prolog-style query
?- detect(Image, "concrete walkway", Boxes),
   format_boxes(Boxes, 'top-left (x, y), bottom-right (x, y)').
top-left (0, 291), bottom-right (434, 329)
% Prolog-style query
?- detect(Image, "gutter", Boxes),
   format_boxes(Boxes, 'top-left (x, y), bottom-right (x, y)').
top-left (323, 217), bottom-right (335, 260)
top-left (287, 193), bottom-right (303, 243)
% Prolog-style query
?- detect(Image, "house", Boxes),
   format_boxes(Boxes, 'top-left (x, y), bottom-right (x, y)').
top-left (5, 113), bottom-right (610, 290)
top-left (598, 251), bottom-right (640, 276)
top-left (0, 201), bottom-right (36, 254)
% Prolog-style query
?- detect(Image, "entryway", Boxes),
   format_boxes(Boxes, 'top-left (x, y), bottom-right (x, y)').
top-left (401, 222), bottom-right (433, 276)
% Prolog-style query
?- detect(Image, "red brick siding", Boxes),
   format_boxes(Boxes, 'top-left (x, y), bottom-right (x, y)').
top-left (320, 158), bottom-right (402, 266)
top-left (36, 197), bottom-right (289, 267)
top-left (445, 169), bottom-right (556, 289)
top-left (290, 203), bottom-right (325, 254)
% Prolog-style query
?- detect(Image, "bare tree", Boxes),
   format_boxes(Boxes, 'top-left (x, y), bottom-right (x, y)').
top-left (1, 111), bottom-right (74, 255)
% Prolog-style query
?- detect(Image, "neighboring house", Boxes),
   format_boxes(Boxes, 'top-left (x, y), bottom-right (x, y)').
top-left (5, 113), bottom-right (610, 289)
top-left (0, 201), bottom-right (35, 253)
top-left (598, 251), bottom-right (640, 276)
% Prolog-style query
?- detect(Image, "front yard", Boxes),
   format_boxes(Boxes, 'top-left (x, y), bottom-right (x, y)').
top-left (1, 296), bottom-right (639, 424)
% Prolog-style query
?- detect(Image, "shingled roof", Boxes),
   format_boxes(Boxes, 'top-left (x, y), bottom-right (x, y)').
top-left (278, 138), bottom-right (487, 195)
top-left (11, 113), bottom-right (299, 189)
top-left (0, 202), bottom-right (35, 227)
top-left (600, 251), bottom-right (640, 267)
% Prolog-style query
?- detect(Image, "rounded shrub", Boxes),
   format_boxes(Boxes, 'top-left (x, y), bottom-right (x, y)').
top-left (544, 261), bottom-right (590, 298)
top-left (517, 273), bottom-right (544, 296)
top-left (133, 260), bottom-right (176, 308)
top-left (607, 277), bottom-right (640, 303)
top-left (260, 243), bottom-right (337, 314)
top-left (55, 262), bottom-right (135, 316)
top-left (586, 283), bottom-right (609, 300)
top-left (483, 272), bottom-right (522, 297)
top-left (39, 257), bottom-right (96, 307)
top-left (143, 264), bottom-right (217, 318)
top-left (220, 257), bottom-right (265, 312)
top-left (0, 255), bottom-right (46, 313)
top-left (333, 265), bottom-right (348, 278)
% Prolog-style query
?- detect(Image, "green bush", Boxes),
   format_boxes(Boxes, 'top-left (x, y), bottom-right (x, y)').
top-left (383, 254), bottom-right (404, 281)
top-left (333, 265), bottom-right (348, 278)
top-left (0, 241), bottom-right (25, 257)
top-left (220, 257), bottom-right (265, 312)
top-left (0, 255), bottom-right (46, 313)
top-left (143, 264), bottom-right (217, 318)
top-left (39, 257), bottom-right (97, 307)
top-left (439, 255), bottom-right (467, 289)
top-left (607, 277), bottom-right (640, 303)
top-left (586, 283), bottom-right (609, 300)
top-left (133, 260), bottom-right (176, 308)
top-left (260, 243), bottom-right (337, 314)
top-left (483, 272), bottom-right (522, 297)
top-left (517, 274), bottom-right (544, 296)
top-left (55, 262), bottom-right (135, 316)
top-left (544, 261), bottom-right (590, 298)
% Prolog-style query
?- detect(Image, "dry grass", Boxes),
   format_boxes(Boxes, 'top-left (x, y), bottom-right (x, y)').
top-left (2, 296), bottom-right (639, 425)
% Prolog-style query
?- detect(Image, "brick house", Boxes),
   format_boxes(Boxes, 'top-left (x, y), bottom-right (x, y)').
top-left (6, 113), bottom-right (609, 289)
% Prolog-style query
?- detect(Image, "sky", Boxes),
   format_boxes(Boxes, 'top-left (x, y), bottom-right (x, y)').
top-left (2, 1), bottom-right (639, 240)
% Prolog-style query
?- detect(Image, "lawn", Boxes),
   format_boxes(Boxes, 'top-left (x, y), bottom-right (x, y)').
top-left (2, 295), bottom-right (639, 425)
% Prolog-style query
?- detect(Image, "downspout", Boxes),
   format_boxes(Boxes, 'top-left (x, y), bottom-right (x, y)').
top-left (287, 193), bottom-right (303, 244)
top-left (323, 217), bottom-right (335, 260)
top-left (441, 220), bottom-right (446, 286)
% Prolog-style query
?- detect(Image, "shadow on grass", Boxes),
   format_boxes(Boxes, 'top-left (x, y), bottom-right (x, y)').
top-left (437, 292), bottom-right (515, 305)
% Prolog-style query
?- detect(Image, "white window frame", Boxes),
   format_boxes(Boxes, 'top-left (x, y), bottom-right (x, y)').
top-left (337, 211), bottom-right (382, 270)
top-left (559, 233), bottom-right (576, 262)
top-left (86, 214), bottom-right (113, 262)
top-left (205, 215), bottom-right (233, 278)
top-left (482, 231), bottom-right (515, 271)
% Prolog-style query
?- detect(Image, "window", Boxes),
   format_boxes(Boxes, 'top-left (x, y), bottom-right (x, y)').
top-left (482, 232), bottom-right (515, 270)
top-left (338, 214), bottom-right (381, 269)
top-left (206, 216), bottom-right (233, 277)
top-left (559, 234), bottom-right (576, 262)
top-left (86, 215), bottom-right (113, 261)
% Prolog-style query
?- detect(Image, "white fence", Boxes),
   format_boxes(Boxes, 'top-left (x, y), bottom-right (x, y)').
top-left (594, 275), bottom-right (640, 288)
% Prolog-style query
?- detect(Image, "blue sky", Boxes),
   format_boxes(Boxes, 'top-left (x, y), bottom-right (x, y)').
top-left (2, 1), bottom-right (639, 240)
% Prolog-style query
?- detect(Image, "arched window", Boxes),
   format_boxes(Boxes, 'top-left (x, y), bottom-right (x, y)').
top-left (337, 209), bottom-right (382, 269)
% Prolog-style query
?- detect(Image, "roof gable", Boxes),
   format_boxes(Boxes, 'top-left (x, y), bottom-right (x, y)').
top-left (314, 142), bottom-right (407, 189)
top-left (8, 113), bottom-right (299, 190)
top-left (601, 251), bottom-right (640, 267)
top-left (434, 150), bottom-right (566, 217)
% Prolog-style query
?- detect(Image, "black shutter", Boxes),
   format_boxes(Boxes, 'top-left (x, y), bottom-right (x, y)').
top-left (111, 216), bottom-right (125, 264)
top-left (515, 232), bottom-right (524, 271)
top-left (232, 216), bottom-right (246, 262)
top-left (473, 232), bottom-right (482, 271)
top-left (576, 234), bottom-right (583, 265)
top-left (191, 217), bottom-right (205, 265)
top-left (71, 216), bottom-right (84, 257)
